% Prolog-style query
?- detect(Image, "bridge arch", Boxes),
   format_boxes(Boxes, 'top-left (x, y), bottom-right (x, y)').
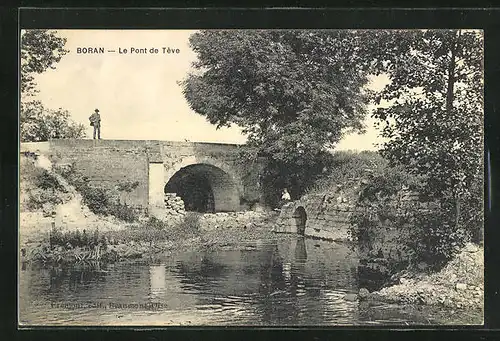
top-left (293, 206), bottom-right (307, 235)
top-left (164, 157), bottom-right (242, 212)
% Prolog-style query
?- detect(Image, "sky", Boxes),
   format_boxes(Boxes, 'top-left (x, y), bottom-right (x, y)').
top-left (27, 29), bottom-right (388, 151)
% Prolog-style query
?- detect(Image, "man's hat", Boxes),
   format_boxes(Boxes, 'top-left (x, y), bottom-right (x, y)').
top-left (95, 108), bottom-right (99, 112)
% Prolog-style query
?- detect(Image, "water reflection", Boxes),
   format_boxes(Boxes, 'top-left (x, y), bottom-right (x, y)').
top-left (294, 237), bottom-right (307, 261)
top-left (149, 265), bottom-right (166, 301)
top-left (18, 236), bottom-right (465, 326)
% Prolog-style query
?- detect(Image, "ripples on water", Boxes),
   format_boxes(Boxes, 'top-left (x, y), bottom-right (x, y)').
top-left (19, 236), bottom-right (470, 326)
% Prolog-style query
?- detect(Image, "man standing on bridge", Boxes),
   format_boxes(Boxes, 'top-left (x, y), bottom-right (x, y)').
top-left (89, 108), bottom-right (101, 140)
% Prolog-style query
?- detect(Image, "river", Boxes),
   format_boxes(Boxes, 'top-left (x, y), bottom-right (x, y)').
top-left (19, 236), bottom-right (477, 326)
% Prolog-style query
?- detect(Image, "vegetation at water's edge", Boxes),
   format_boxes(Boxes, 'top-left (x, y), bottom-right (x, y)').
top-left (357, 29), bottom-right (484, 273)
top-left (24, 214), bottom-right (203, 265)
top-left (22, 213), bottom-right (286, 266)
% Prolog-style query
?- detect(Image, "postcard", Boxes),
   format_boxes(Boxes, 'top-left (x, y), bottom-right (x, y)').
top-left (19, 27), bottom-right (484, 326)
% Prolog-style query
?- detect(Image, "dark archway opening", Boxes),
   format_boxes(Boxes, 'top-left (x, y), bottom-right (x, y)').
top-left (164, 163), bottom-right (239, 213)
top-left (293, 206), bottom-right (307, 235)
top-left (166, 172), bottom-right (215, 212)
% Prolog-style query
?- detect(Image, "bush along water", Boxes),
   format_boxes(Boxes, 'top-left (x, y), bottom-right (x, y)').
top-left (24, 213), bottom-right (203, 266)
top-left (348, 163), bottom-right (482, 292)
top-left (25, 225), bottom-right (115, 265)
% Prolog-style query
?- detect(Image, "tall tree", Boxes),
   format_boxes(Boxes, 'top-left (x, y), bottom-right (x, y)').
top-left (371, 29), bottom-right (484, 242)
top-left (181, 30), bottom-right (373, 204)
top-left (20, 30), bottom-right (86, 141)
top-left (21, 29), bottom-right (68, 97)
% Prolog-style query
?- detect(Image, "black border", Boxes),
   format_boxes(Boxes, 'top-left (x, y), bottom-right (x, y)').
top-left (2, 6), bottom-right (500, 340)
top-left (16, 7), bottom-right (500, 29)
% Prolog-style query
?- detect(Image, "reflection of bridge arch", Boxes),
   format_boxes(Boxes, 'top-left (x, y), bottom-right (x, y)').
top-left (164, 157), bottom-right (242, 212)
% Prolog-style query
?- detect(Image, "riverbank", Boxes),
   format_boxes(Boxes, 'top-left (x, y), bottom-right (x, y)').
top-left (362, 242), bottom-right (483, 321)
top-left (20, 151), bottom-right (134, 249)
top-left (21, 222), bottom-right (288, 266)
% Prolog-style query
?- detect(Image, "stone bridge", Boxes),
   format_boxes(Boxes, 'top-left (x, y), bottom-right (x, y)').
top-left (21, 139), bottom-right (266, 218)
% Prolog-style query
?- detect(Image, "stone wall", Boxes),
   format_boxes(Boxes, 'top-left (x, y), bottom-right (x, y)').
top-left (355, 192), bottom-right (429, 263)
top-left (274, 193), bottom-right (356, 242)
top-left (274, 187), bottom-right (429, 261)
top-left (158, 193), bottom-right (186, 222)
top-left (23, 140), bottom-right (151, 209)
top-left (199, 211), bottom-right (277, 230)
top-left (274, 188), bottom-right (429, 290)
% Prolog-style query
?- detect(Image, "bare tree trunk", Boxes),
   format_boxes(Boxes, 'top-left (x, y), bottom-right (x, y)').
top-left (455, 194), bottom-right (461, 230)
top-left (446, 30), bottom-right (460, 113)
top-left (446, 30), bottom-right (462, 230)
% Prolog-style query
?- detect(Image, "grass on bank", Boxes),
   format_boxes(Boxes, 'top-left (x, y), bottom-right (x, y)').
top-left (48, 213), bottom-right (202, 248)
top-left (25, 213), bottom-right (203, 264)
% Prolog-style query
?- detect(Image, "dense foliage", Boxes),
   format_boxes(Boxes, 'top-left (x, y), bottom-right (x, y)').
top-left (181, 30), bottom-right (375, 204)
top-left (351, 29), bottom-right (484, 270)
top-left (21, 101), bottom-right (86, 142)
top-left (21, 30), bottom-right (86, 142)
top-left (371, 30), bottom-right (484, 244)
top-left (21, 29), bottom-right (68, 96)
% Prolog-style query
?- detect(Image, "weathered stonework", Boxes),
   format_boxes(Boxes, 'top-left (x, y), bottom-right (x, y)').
top-left (199, 211), bottom-right (277, 230)
top-left (274, 193), bottom-right (356, 241)
top-left (21, 139), bottom-right (266, 219)
top-left (274, 187), bottom-right (433, 262)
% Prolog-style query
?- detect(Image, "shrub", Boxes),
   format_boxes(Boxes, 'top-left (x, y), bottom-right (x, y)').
top-left (25, 188), bottom-right (64, 210)
top-left (80, 186), bottom-right (110, 215)
top-left (80, 187), bottom-right (138, 222)
top-left (179, 212), bottom-right (201, 233)
top-left (116, 180), bottom-right (140, 193)
top-left (350, 163), bottom-right (477, 272)
top-left (49, 226), bottom-right (107, 250)
top-left (35, 169), bottom-right (66, 192)
top-left (109, 202), bottom-right (138, 223)
top-left (55, 163), bottom-right (138, 222)
top-left (410, 208), bottom-right (469, 266)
